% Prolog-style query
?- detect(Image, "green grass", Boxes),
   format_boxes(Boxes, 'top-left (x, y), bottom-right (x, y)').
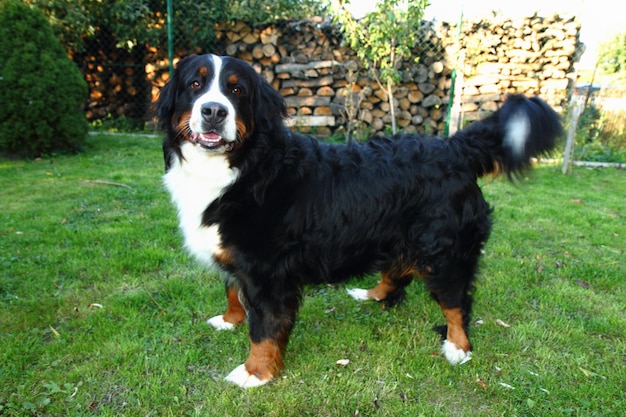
top-left (1, 134), bottom-right (625, 416)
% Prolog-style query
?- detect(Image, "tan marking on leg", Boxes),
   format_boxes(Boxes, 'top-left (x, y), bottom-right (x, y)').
top-left (367, 272), bottom-right (399, 301)
top-left (367, 265), bottom-right (421, 301)
top-left (244, 339), bottom-right (283, 381)
top-left (441, 306), bottom-right (471, 352)
top-left (222, 286), bottom-right (246, 326)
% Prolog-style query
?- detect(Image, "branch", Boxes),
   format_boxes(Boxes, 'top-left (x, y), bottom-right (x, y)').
top-left (83, 180), bottom-right (132, 189)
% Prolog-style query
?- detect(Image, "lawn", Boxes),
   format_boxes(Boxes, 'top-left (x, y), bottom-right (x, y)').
top-left (1, 133), bottom-right (624, 416)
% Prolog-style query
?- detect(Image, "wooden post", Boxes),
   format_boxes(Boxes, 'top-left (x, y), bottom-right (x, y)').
top-left (562, 100), bottom-right (582, 175)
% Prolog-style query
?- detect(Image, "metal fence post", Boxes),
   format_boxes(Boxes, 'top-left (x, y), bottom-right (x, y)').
top-left (167, 0), bottom-right (174, 76)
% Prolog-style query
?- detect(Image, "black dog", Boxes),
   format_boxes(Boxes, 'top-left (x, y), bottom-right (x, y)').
top-left (156, 54), bottom-right (562, 387)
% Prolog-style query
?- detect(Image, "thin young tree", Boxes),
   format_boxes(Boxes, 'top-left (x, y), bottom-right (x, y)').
top-left (333, 0), bottom-right (429, 135)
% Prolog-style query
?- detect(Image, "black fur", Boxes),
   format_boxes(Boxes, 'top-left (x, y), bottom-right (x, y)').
top-left (156, 54), bottom-right (562, 383)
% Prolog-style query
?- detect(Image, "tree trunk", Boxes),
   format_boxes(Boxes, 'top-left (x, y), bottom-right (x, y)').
top-left (387, 77), bottom-right (397, 135)
top-left (388, 43), bottom-right (397, 135)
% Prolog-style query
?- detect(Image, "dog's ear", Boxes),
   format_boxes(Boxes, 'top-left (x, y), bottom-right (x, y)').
top-left (155, 55), bottom-right (196, 131)
top-left (155, 78), bottom-right (175, 131)
top-left (252, 72), bottom-right (287, 131)
top-left (156, 55), bottom-right (197, 170)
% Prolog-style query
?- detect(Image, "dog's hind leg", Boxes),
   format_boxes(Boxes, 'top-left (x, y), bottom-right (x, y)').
top-left (207, 284), bottom-right (247, 331)
top-left (438, 303), bottom-right (473, 365)
top-left (427, 269), bottom-right (475, 365)
top-left (347, 269), bottom-right (415, 306)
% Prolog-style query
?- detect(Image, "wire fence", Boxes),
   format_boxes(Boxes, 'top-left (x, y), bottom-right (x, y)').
top-left (70, 5), bottom-right (579, 139)
top-left (72, 7), bottom-right (450, 135)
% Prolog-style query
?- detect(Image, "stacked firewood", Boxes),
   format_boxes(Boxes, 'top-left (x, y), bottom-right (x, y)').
top-left (143, 14), bottom-right (581, 137)
top-left (440, 13), bottom-right (580, 122)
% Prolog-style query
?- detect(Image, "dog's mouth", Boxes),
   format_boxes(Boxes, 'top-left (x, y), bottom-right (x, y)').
top-left (189, 132), bottom-right (235, 152)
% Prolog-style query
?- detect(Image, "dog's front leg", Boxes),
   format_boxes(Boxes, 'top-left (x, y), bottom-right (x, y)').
top-left (207, 283), bottom-right (247, 330)
top-left (225, 286), bottom-right (300, 388)
top-left (225, 338), bottom-right (284, 388)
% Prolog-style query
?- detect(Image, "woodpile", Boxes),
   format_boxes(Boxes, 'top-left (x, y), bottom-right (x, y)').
top-left (142, 14), bottom-right (581, 137)
top-left (79, 40), bottom-right (152, 122)
top-left (440, 13), bottom-right (580, 122)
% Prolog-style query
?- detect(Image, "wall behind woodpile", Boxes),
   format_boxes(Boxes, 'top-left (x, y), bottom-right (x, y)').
top-left (142, 14), bottom-right (580, 138)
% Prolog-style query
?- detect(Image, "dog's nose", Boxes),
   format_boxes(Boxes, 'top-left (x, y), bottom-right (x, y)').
top-left (201, 102), bottom-right (228, 125)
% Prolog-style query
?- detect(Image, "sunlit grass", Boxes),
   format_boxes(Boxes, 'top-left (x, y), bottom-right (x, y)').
top-left (1, 135), bottom-right (624, 416)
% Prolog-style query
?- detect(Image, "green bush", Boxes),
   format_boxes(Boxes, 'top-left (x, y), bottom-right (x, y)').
top-left (0, 0), bottom-right (88, 158)
top-left (572, 104), bottom-right (626, 163)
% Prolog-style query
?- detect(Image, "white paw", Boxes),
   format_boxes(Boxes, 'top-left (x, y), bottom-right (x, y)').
top-left (441, 340), bottom-right (472, 365)
top-left (225, 364), bottom-right (270, 388)
top-left (347, 288), bottom-right (370, 301)
top-left (207, 315), bottom-right (235, 331)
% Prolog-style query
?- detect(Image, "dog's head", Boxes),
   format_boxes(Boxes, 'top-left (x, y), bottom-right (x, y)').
top-left (156, 54), bottom-right (287, 166)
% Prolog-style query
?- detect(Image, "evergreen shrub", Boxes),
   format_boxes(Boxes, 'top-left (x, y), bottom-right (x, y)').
top-left (0, 0), bottom-right (88, 157)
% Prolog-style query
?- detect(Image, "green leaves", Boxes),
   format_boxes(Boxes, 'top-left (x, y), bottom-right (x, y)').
top-left (598, 31), bottom-right (626, 78)
top-left (0, 0), bottom-right (88, 157)
top-left (334, 0), bottom-right (428, 73)
top-left (31, 0), bottom-right (328, 54)
top-left (332, 0), bottom-right (429, 133)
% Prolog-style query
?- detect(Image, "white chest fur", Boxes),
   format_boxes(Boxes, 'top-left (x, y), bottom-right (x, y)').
top-left (163, 142), bottom-right (239, 267)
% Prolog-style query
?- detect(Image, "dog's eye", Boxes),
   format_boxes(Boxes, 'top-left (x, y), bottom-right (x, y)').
top-left (231, 87), bottom-right (242, 95)
top-left (190, 81), bottom-right (201, 89)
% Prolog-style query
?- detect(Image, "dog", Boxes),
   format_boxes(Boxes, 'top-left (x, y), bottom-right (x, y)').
top-left (155, 53), bottom-right (562, 388)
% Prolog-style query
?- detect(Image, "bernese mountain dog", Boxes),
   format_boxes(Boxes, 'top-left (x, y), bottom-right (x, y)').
top-left (156, 53), bottom-right (562, 388)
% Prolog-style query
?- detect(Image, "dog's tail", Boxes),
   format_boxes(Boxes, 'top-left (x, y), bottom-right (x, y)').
top-left (452, 94), bottom-right (562, 178)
